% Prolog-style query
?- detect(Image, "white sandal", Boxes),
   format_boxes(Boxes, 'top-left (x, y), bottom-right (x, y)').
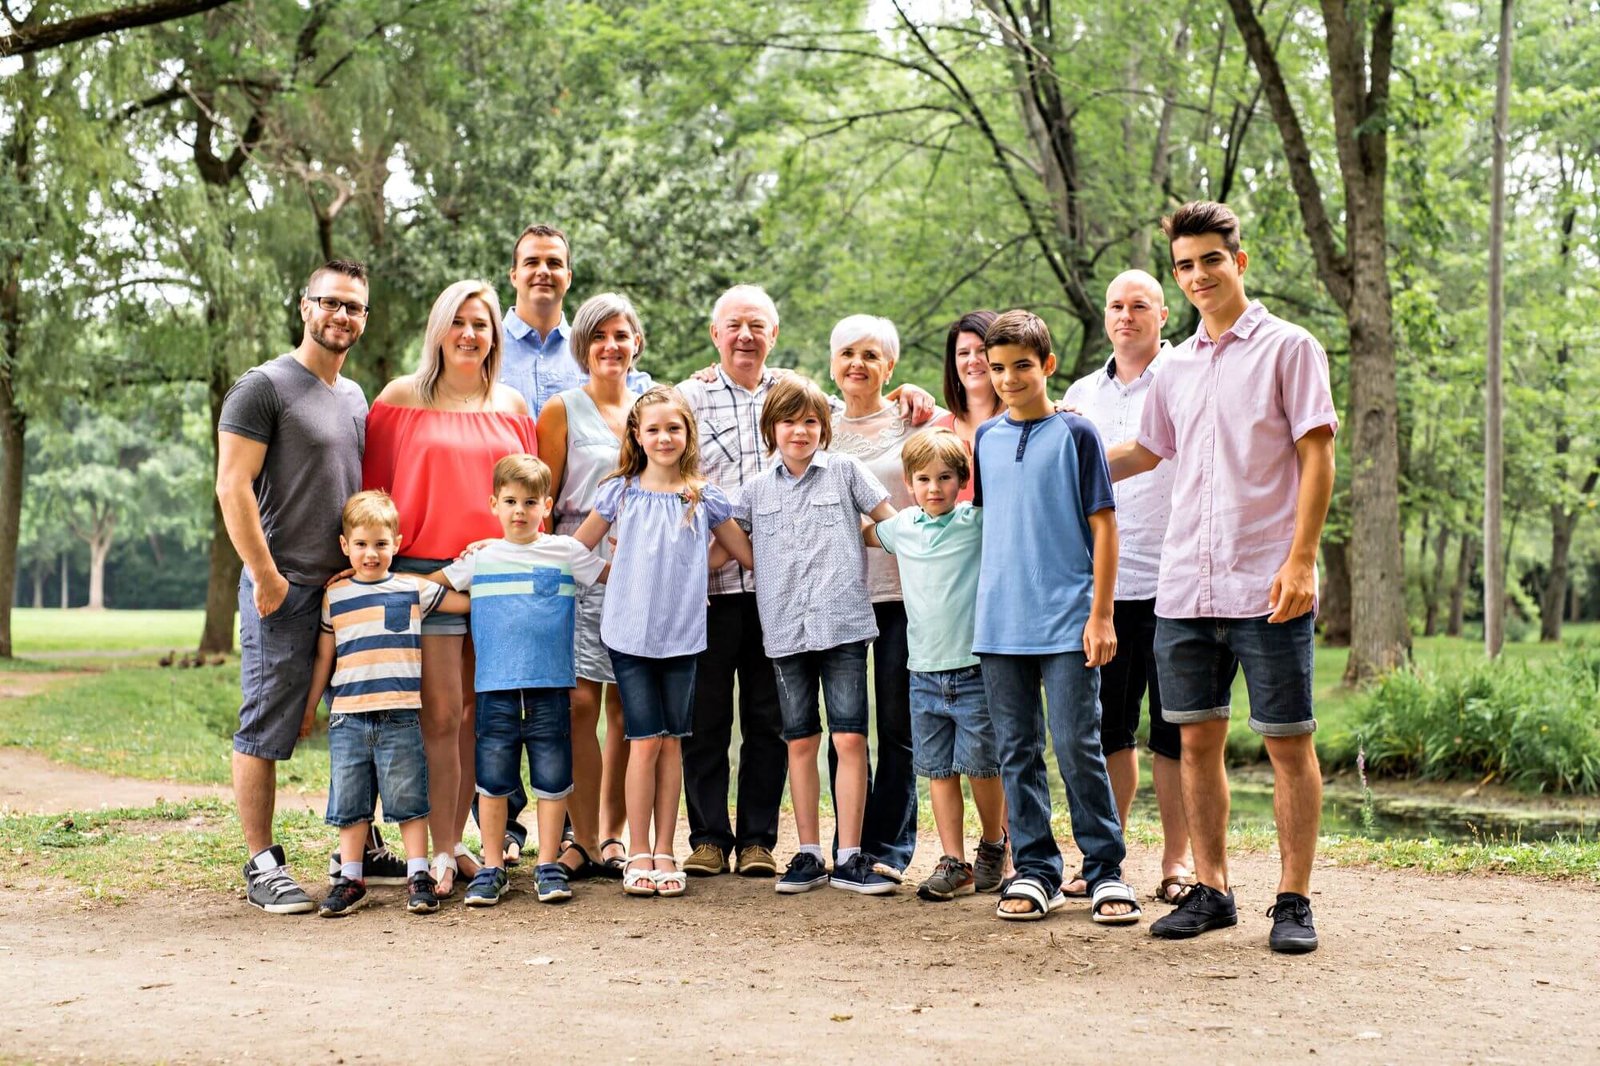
top-left (653, 853), bottom-right (686, 897)
top-left (431, 851), bottom-right (459, 897)
top-left (623, 854), bottom-right (657, 897)
top-left (453, 842), bottom-right (482, 878)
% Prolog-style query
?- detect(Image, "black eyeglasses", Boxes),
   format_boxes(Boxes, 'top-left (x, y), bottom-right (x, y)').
top-left (306, 294), bottom-right (370, 318)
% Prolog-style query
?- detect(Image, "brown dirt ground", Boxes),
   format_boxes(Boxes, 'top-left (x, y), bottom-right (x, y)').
top-left (3, 762), bottom-right (1598, 1066)
top-left (2, 667), bottom-right (1598, 1062)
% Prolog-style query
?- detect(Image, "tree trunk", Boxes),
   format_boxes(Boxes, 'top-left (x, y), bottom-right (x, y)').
top-left (1423, 523), bottom-right (1450, 636)
top-left (31, 561), bottom-right (43, 608)
top-left (86, 533), bottom-right (111, 610)
top-left (59, 551), bottom-right (69, 609)
top-left (1448, 532), bottom-right (1474, 637)
top-left (1540, 509), bottom-right (1575, 642)
top-left (199, 343), bottom-right (241, 653)
top-left (0, 55), bottom-right (32, 657)
top-left (1342, 257), bottom-right (1411, 681)
top-left (1483, 0), bottom-right (1513, 658)
top-left (1319, 538), bottom-right (1352, 647)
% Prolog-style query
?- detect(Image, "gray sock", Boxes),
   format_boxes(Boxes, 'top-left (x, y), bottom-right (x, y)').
top-left (341, 861), bottom-right (363, 882)
top-left (407, 857), bottom-right (429, 877)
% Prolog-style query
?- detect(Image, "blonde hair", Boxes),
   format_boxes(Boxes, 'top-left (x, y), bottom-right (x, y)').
top-left (901, 427), bottom-right (970, 486)
top-left (604, 387), bottom-right (707, 524)
top-left (569, 292), bottom-right (645, 374)
top-left (759, 376), bottom-right (833, 455)
top-left (492, 453), bottom-right (551, 498)
top-left (341, 489), bottom-right (400, 536)
top-left (417, 280), bottom-right (506, 406)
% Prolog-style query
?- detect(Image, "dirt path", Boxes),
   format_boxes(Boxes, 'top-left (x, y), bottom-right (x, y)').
top-left (4, 821), bottom-right (1598, 1065)
top-left (0, 748), bottom-right (240, 814)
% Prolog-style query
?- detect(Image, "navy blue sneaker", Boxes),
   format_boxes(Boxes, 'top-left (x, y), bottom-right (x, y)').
top-left (775, 852), bottom-right (829, 894)
top-left (830, 853), bottom-right (896, 895)
top-left (534, 862), bottom-right (573, 903)
top-left (463, 866), bottom-right (509, 907)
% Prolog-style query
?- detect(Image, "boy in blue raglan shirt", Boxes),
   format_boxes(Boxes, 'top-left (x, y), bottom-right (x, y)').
top-left (972, 309), bottom-right (1140, 926)
top-left (432, 453), bottom-right (605, 907)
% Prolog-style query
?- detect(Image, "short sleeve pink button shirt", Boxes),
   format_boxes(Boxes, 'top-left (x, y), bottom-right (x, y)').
top-left (1137, 301), bottom-right (1339, 619)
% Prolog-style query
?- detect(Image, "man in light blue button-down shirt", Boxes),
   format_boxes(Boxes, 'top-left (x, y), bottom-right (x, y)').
top-left (500, 224), bottom-right (652, 417)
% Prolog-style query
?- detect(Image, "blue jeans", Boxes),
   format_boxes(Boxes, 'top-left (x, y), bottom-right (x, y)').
top-left (979, 651), bottom-right (1125, 888)
top-left (910, 665), bottom-right (998, 778)
top-left (475, 688), bottom-right (573, 800)
top-left (772, 642), bottom-right (870, 740)
top-left (235, 572), bottom-right (323, 761)
top-left (325, 710), bottom-right (430, 827)
top-left (608, 648), bottom-right (697, 740)
top-left (1155, 614), bottom-right (1316, 736)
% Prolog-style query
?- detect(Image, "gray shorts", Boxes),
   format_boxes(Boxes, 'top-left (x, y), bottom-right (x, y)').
top-left (391, 555), bottom-right (467, 636)
top-left (573, 582), bottom-right (615, 684)
top-left (235, 572), bottom-right (323, 761)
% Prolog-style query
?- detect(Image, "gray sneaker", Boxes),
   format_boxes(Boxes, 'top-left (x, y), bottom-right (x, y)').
top-left (917, 855), bottom-right (976, 901)
top-left (973, 833), bottom-right (1008, 893)
top-left (245, 844), bottom-right (316, 914)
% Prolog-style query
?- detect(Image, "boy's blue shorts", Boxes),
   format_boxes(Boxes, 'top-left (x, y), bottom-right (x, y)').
top-left (909, 665), bottom-right (999, 778)
top-left (325, 710), bottom-right (430, 827)
top-left (474, 688), bottom-right (574, 800)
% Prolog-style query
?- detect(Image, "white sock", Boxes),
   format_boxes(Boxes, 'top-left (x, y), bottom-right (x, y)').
top-left (340, 861), bottom-right (364, 882)
top-left (799, 844), bottom-right (824, 861)
top-left (407, 857), bottom-right (429, 877)
top-left (836, 847), bottom-right (860, 865)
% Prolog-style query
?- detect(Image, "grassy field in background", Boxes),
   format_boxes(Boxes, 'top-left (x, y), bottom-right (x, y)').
top-left (10, 608), bottom-right (224, 654)
top-left (3, 611), bottom-right (1595, 782)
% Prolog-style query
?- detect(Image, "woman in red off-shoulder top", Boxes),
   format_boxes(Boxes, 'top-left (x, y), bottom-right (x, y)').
top-left (362, 279), bottom-right (536, 897)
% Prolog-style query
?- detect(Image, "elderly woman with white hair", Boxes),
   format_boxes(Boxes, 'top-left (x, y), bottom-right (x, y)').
top-left (361, 279), bottom-right (537, 899)
top-left (827, 313), bottom-right (941, 884)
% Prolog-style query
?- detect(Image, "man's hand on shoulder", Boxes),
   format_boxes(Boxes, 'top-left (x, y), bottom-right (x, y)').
top-left (887, 383), bottom-right (935, 425)
top-left (1267, 557), bottom-right (1317, 623)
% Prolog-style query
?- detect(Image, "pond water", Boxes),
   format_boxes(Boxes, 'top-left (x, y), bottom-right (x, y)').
top-left (1114, 776), bottom-right (1599, 844)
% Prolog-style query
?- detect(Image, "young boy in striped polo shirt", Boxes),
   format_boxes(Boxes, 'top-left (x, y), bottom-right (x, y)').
top-left (302, 490), bottom-right (469, 917)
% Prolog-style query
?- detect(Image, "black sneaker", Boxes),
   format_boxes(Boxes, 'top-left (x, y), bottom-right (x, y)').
top-left (318, 877), bottom-right (368, 918)
top-left (830, 853), bottom-right (896, 896)
top-left (775, 852), bottom-right (829, 894)
top-left (1266, 893), bottom-right (1319, 954)
top-left (406, 870), bottom-right (439, 915)
top-left (244, 844), bottom-right (316, 915)
top-left (328, 826), bottom-right (408, 886)
top-left (1149, 882), bottom-right (1238, 939)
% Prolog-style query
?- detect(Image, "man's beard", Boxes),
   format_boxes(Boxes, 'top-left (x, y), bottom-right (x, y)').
top-left (310, 323), bottom-right (357, 353)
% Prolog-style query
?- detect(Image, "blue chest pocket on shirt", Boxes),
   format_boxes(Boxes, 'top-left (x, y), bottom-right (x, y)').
top-left (532, 567), bottom-right (563, 597)
top-left (384, 600), bottom-right (412, 632)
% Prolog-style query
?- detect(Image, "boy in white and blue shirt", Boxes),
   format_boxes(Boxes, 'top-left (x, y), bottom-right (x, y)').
top-left (432, 454), bottom-right (605, 907)
top-left (867, 428), bottom-right (1010, 901)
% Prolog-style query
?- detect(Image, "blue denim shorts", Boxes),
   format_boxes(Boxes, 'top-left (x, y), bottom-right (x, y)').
top-left (772, 642), bottom-right (870, 741)
top-left (325, 710), bottom-right (430, 827)
top-left (475, 687), bottom-right (573, 799)
top-left (235, 572), bottom-right (323, 761)
top-left (909, 665), bottom-right (999, 778)
top-left (608, 647), bottom-right (696, 740)
top-left (1154, 614), bottom-right (1316, 736)
top-left (392, 556), bottom-right (468, 636)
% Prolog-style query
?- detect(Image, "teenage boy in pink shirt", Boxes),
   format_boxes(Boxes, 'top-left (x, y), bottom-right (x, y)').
top-left (1106, 201), bottom-right (1337, 954)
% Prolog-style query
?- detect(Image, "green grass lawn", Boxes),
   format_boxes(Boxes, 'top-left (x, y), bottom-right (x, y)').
top-left (10, 607), bottom-right (219, 654)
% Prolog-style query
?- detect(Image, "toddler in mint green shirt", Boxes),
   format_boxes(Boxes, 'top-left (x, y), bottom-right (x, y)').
top-left (866, 428), bottom-right (1011, 902)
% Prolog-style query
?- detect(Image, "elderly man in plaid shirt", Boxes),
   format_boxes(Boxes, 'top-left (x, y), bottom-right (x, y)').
top-left (676, 285), bottom-right (935, 878)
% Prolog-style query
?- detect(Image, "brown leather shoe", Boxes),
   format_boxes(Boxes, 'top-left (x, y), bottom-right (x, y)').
top-left (682, 843), bottom-right (727, 877)
top-left (735, 845), bottom-right (777, 877)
